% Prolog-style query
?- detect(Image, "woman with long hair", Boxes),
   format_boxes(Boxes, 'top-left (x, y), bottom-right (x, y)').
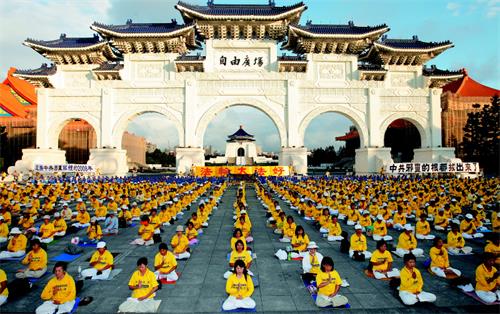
top-left (222, 259), bottom-right (256, 311)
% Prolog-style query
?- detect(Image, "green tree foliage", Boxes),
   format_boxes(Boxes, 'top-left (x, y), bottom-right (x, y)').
top-left (146, 149), bottom-right (175, 166)
top-left (461, 95), bottom-right (499, 175)
top-left (307, 146), bottom-right (338, 166)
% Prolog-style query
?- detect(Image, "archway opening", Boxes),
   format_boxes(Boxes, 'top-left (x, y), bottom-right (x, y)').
top-left (304, 112), bottom-right (358, 173)
top-left (203, 105), bottom-right (280, 166)
top-left (58, 119), bottom-right (97, 164)
top-left (384, 119), bottom-right (421, 162)
top-left (124, 112), bottom-right (179, 171)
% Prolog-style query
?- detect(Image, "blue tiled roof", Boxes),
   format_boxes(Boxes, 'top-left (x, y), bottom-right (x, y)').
top-left (293, 21), bottom-right (388, 35)
top-left (176, 54), bottom-right (206, 61)
top-left (92, 19), bottom-right (193, 34)
top-left (278, 55), bottom-right (307, 62)
top-left (176, 1), bottom-right (305, 16)
top-left (14, 63), bottom-right (57, 76)
top-left (228, 127), bottom-right (254, 139)
top-left (423, 65), bottom-right (462, 77)
top-left (25, 34), bottom-right (104, 49)
top-left (379, 35), bottom-right (452, 49)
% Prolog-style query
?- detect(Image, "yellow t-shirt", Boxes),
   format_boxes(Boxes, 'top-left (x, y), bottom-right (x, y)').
top-left (225, 273), bottom-right (254, 298)
top-left (8, 234), bottom-right (27, 252)
top-left (350, 234), bottom-right (367, 251)
top-left (128, 269), bottom-right (158, 299)
top-left (139, 224), bottom-right (155, 241)
top-left (306, 253), bottom-right (321, 274)
top-left (291, 234), bottom-right (310, 252)
top-left (54, 219), bottom-right (67, 232)
top-left (416, 221), bottom-right (431, 235)
top-left (39, 223), bottom-right (55, 238)
top-left (370, 249), bottom-right (393, 272)
top-left (23, 248), bottom-right (47, 270)
top-left (230, 237), bottom-right (247, 251)
top-left (316, 270), bottom-right (342, 296)
top-left (86, 225), bottom-right (102, 240)
top-left (475, 264), bottom-right (499, 291)
top-left (229, 250), bottom-right (252, 267)
top-left (185, 228), bottom-right (198, 240)
top-left (0, 269), bottom-right (8, 296)
top-left (430, 247), bottom-right (450, 268)
top-left (283, 222), bottom-right (296, 238)
top-left (41, 273), bottom-right (76, 303)
top-left (446, 231), bottom-right (465, 248)
top-left (170, 234), bottom-right (189, 254)
top-left (399, 266), bottom-right (423, 294)
top-left (327, 222), bottom-right (342, 236)
top-left (397, 233), bottom-right (418, 250)
top-left (373, 221), bottom-right (388, 236)
top-left (89, 250), bottom-right (114, 270)
top-left (154, 251), bottom-right (177, 273)
top-left (0, 223), bottom-right (8, 238)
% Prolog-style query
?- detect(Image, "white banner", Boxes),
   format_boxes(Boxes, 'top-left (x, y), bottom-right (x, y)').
top-left (385, 162), bottom-right (480, 174)
top-left (34, 164), bottom-right (96, 173)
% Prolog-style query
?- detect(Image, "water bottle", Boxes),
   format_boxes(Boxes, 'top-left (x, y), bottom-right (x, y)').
top-left (287, 252), bottom-right (291, 260)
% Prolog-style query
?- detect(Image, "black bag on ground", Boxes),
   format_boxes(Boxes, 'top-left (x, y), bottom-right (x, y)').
top-left (7, 278), bottom-right (31, 301)
top-left (353, 251), bottom-right (365, 262)
top-left (339, 231), bottom-right (349, 254)
top-left (64, 244), bottom-right (83, 255)
top-left (76, 279), bottom-right (84, 293)
top-left (119, 217), bottom-right (127, 228)
top-left (153, 234), bottom-right (162, 243)
top-left (66, 226), bottom-right (79, 235)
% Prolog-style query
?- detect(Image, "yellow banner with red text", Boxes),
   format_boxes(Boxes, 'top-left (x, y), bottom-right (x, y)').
top-left (193, 166), bottom-right (291, 177)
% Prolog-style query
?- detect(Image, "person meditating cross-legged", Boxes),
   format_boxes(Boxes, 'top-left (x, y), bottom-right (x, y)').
top-left (154, 243), bottom-right (178, 282)
top-left (399, 253), bottom-right (436, 306)
top-left (225, 239), bottom-right (252, 279)
top-left (81, 241), bottom-right (114, 280)
top-left (475, 253), bottom-right (500, 304)
top-left (369, 240), bottom-right (400, 279)
top-left (429, 237), bottom-right (461, 278)
top-left (170, 226), bottom-right (190, 260)
top-left (36, 262), bottom-right (76, 314)
top-left (315, 256), bottom-right (349, 308)
top-left (396, 224), bottom-right (424, 258)
top-left (16, 239), bottom-right (47, 279)
top-left (222, 259), bottom-right (256, 311)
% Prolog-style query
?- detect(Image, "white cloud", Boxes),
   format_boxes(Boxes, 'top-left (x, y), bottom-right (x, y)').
top-left (446, 2), bottom-right (461, 16)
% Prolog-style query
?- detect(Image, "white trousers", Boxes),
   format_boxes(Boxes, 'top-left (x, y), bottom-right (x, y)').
top-left (462, 233), bottom-right (483, 239)
top-left (434, 226), bottom-right (445, 231)
top-left (374, 268), bottom-right (400, 279)
top-left (103, 228), bottom-right (118, 235)
top-left (96, 217), bottom-right (106, 221)
top-left (175, 252), bottom-right (191, 260)
top-left (118, 297), bottom-right (161, 313)
top-left (431, 267), bottom-right (461, 278)
top-left (36, 300), bottom-right (75, 314)
top-left (81, 268), bottom-right (111, 280)
top-left (16, 267), bottom-right (47, 279)
top-left (38, 237), bottom-right (54, 244)
top-left (327, 235), bottom-right (344, 241)
top-left (395, 248), bottom-right (424, 258)
top-left (416, 234), bottom-right (435, 240)
top-left (54, 231), bottom-right (66, 237)
top-left (279, 237), bottom-right (291, 243)
top-left (393, 223), bottom-right (404, 230)
top-left (349, 250), bottom-right (372, 259)
top-left (72, 223), bottom-right (90, 228)
top-left (476, 290), bottom-right (500, 304)
top-left (0, 250), bottom-right (25, 259)
top-left (347, 220), bottom-right (356, 226)
top-left (316, 294), bottom-right (348, 308)
top-left (448, 247), bottom-right (473, 255)
top-left (319, 227), bottom-right (328, 233)
top-left (222, 296), bottom-right (256, 311)
top-left (154, 270), bottom-right (178, 281)
top-left (0, 295), bottom-right (7, 306)
top-left (0, 237), bottom-right (7, 243)
top-left (399, 291), bottom-right (436, 305)
top-left (373, 234), bottom-right (393, 241)
top-left (130, 239), bottom-right (154, 246)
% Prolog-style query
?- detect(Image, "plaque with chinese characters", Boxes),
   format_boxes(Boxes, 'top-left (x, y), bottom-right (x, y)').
top-left (214, 50), bottom-right (269, 72)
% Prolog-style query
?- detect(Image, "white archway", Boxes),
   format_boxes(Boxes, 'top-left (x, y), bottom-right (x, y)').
top-left (48, 114), bottom-right (101, 150)
top-left (195, 97), bottom-right (287, 148)
top-left (111, 107), bottom-right (184, 149)
top-left (379, 113), bottom-right (429, 148)
top-left (298, 105), bottom-right (369, 148)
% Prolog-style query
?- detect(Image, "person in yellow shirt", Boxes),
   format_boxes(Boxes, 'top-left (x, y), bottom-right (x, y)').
top-left (83, 217), bottom-right (102, 244)
top-left (118, 257), bottom-right (160, 313)
top-left (415, 214), bottom-right (435, 240)
top-left (327, 216), bottom-right (343, 242)
top-left (434, 208), bottom-right (449, 231)
top-left (222, 259), bottom-right (256, 311)
top-left (370, 240), bottom-right (400, 279)
top-left (484, 237), bottom-right (500, 266)
top-left (154, 243), bottom-right (178, 282)
top-left (225, 239), bottom-right (253, 279)
top-left (346, 207), bottom-right (360, 226)
top-left (446, 223), bottom-right (472, 255)
top-left (315, 256), bottom-right (349, 308)
top-left (0, 216), bottom-right (9, 243)
top-left (60, 203), bottom-right (72, 221)
top-left (429, 237), bottom-right (461, 278)
top-left (130, 202), bottom-right (141, 221)
top-left (170, 226), bottom-right (190, 260)
top-left (36, 262), bottom-right (76, 314)
top-left (291, 226), bottom-right (310, 257)
top-left (350, 225), bottom-right (372, 259)
top-left (72, 208), bottom-right (90, 228)
top-left (396, 224), bottom-right (424, 257)
top-left (130, 216), bottom-right (155, 246)
top-left (81, 241), bottom-right (114, 280)
top-left (0, 228), bottom-right (27, 259)
top-left (475, 253), bottom-right (500, 304)
top-left (18, 213), bottom-right (35, 233)
top-left (53, 212), bottom-right (67, 237)
top-left (399, 253), bottom-right (436, 305)
top-left (461, 214), bottom-right (484, 239)
top-left (16, 239), bottom-right (47, 279)
top-left (280, 216), bottom-right (296, 243)
top-left (185, 221), bottom-right (199, 245)
top-left (390, 206), bottom-right (407, 231)
top-left (94, 202), bottom-right (107, 221)
top-left (372, 215), bottom-right (393, 241)
top-left (302, 242), bottom-right (324, 282)
top-left (38, 215), bottom-right (55, 244)
top-left (0, 268), bottom-right (7, 306)
top-left (234, 215), bottom-right (253, 243)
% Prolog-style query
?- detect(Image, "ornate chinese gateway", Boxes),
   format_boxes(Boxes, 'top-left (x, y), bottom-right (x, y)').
top-left (12, 1), bottom-right (463, 176)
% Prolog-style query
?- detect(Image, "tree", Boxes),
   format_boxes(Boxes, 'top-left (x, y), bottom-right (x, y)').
top-left (460, 95), bottom-right (499, 175)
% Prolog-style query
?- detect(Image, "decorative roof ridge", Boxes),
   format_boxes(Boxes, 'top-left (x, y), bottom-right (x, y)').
top-left (24, 33), bottom-right (105, 48)
top-left (91, 19), bottom-right (194, 30)
top-left (228, 125), bottom-right (254, 139)
top-left (177, 1), bottom-right (305, 10)
top-left (293, 21), bottom-right (388, 30)
top-left (14, 63), bottom-right (57, 76)
top-left (378, 35), bottom-right (453, 47)
top-left (422, 65), bottom-right (463, 76)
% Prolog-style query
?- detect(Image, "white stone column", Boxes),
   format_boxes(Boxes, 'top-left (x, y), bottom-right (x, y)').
top-left (354, 148), bottom-right (393, 175)
top-left (36, 89), bottom-right (50, 148)
top-left (279, 147), bottom-right (308, 175)
top-left (14, 148), bottom-right (67, 174)
top-left (183, 79), bottom-right (197, 147)
top-left (367, 88), bottom-right (382, 147)
top-left (286, 80), bottom-right (299, 147)
top-left (88, 148), bottom-right (128, 176)
top-left (429, 89), bottom-right (443, 147)
top-left (176, 147), bottom-right (205, 175)
top-left (100, 88), bottom-right (114, 148)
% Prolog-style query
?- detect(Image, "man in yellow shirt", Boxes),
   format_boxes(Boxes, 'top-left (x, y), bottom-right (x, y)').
top-left (130, 216), bottom-right (155, 246)
top-left (349, 225), bottom-right (372, 259)
top-left (461, 214), bottom-right (484, 239)
top-left (16, 239), bottom-right (47, 279)
top-left (327, 216), bottom-right (343, 242)
top-left (372, 215), bottom-right (393, 241)
top-left (415, 214), bottom-right (435, 240)
top-left (170, 226), bottom-right (190, 260)
top-left (36, 262), bottom-right (76, 314)
top-left (475, 253), bottom-right (500, 304)
top-left (429, 237), bottom-right (461, 278)
top-left (370, 240), bottom-right (399, 279)
top-left (0, 228), bottom-right (27, 259)
top-left (81, 241), bottom-right (114, 280)
top-left (53, 212), bottom-right (67, 237)
top-left (154, 243), bottom-right (178, 282)
top-left (118, 257), bottom-right (160, 313)
top-left (396, 224), bottom-right (424, 258)
top-left (447, 223), bottom-right (472, 255)
top-left (399, 253), bottom-right (436, 305)
top-left (38, 215), bottom-right (55, 244)
top-left (0, 216), bottom-right (8, 243)
top-left (0, 268), bottom-right (7, 306)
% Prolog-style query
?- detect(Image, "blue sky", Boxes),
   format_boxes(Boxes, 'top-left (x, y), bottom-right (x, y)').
top-left (0, 0), bottom-right (498, 152)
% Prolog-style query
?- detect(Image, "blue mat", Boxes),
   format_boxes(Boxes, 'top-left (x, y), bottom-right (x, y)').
top-left (78, 242), bottom-right (97, 248)
top-left (51, 253), bottom-right (82, 262)
top-left (0, 254), bottom-right (25, 261)
top-left (28, 272), bottom-right (48, 283)
top-left (70, 297), bottom-right (81, 314)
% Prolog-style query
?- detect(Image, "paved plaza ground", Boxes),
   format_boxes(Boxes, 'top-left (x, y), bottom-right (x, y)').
top-left (1, 183), bottom-right (497, 313)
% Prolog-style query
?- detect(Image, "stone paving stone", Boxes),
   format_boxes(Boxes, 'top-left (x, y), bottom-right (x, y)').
top-left (261, 294), bottom-right (297, 312)
top-left (158, 296), bottom-right (197, 313)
